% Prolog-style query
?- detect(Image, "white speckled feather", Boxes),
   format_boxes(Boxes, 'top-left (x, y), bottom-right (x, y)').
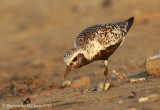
top-left (64, 17), bottom-right (134, 66)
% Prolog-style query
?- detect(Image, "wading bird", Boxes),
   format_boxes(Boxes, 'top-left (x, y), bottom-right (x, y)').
top-left (64, 17), bottom-right (134, 90)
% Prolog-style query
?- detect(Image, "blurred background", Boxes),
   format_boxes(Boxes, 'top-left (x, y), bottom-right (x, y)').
top-left (0, 0), bottom-right (160, 107)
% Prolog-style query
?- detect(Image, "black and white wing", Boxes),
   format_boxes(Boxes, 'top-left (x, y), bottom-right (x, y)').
top-left (74, 17), bottom-right (134, 48)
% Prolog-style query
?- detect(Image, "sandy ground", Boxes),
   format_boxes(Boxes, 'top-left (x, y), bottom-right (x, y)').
top-left (0, 0), bottom-right (160, 110)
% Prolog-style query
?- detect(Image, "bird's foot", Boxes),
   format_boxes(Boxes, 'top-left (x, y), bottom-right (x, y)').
top-left (102, 82), bottom-right (115, 91)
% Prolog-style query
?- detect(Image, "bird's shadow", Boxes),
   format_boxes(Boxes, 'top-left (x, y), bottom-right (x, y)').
top-left (128, 71), bottom-right (149, 78)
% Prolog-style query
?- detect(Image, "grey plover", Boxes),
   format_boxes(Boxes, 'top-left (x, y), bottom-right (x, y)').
top-left (64, 17), bottom-right (134, 90)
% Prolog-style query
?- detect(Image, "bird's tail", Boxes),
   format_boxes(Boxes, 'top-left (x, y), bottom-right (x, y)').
top-left (124, 17), bottom-right (134, 33)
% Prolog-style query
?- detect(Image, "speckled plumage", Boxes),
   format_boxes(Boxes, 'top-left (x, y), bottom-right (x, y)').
top-left (74, 22), bottom-right (127, 48)
top-left (64, 17), bottom-right (133, 66)
top-left (64, 17), bottom-right (134, 90)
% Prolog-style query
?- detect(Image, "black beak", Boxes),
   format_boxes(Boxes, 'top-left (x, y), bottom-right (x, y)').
top-left (64, 66), bottom-right (71, 79)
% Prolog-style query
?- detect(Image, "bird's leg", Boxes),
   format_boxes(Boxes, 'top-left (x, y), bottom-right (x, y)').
top-left (103, 60), bottom-right (111, 91)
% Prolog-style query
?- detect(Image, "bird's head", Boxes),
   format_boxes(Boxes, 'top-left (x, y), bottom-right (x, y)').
top-left (64, 48), bottom-right (88, 78)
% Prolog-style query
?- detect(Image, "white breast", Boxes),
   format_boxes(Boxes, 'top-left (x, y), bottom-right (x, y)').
top-left (85, 39), bottom-right (105, 60)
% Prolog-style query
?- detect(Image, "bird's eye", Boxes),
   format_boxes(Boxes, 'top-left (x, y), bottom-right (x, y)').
top-left (72, 57), bottom-right (77, 62)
